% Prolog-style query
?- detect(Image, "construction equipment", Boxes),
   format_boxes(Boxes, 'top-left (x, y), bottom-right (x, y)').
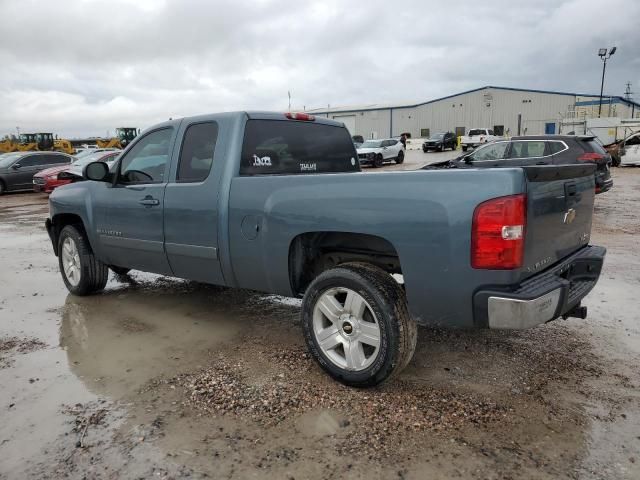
top-left (96, 127), bottom-right (138, 149)
top-left (0, 136), bottom-right (20, 153)
top-left (0, 133), bottom-right (76, 154)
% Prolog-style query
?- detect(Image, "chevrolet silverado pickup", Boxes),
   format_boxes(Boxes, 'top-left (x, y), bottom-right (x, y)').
top-left (45, 111), bottom-right (605, 387)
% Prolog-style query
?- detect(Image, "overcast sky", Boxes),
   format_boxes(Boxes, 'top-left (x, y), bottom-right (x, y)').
top-left (1, 0), bottom-right (638, 138)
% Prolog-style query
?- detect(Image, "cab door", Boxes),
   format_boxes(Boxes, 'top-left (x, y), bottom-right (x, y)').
top-left (98, 127), bottom-right (177, 274)
top-left (163, 119), bottom-right (225, 285)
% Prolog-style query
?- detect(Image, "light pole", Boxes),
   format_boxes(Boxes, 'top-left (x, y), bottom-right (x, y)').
top-left (597, 47), bottom-right (616, 118)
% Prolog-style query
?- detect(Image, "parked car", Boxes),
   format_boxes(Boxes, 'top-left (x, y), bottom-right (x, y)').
top-left (33, 151), bottom-right (120, 193)
top-left (422, 132), bottom-right (457, 152)
top-left (460, 128), bottom-right (503, 151)
top-left (352, 135), bottom-right (364, 148)
top-left (45, 111), bottom-right (605, 387)
top-left (356, 138), bottom-right (404, 167)
top-left (74, 148), bottom-right (119, 160)
top-left (619, 132), bottom-right (640, 166)
top-left (0, 151), bottom-right (73, 195)
top-left (428, 135), bottom-right (613, 194)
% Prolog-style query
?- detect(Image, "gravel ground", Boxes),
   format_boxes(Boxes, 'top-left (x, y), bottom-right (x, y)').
top-left (0, 166), bottom-right (638, 479)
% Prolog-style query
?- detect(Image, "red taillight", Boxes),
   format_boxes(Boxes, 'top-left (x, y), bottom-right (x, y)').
top-left (471, 194), bottom-right (526, 269)
top-left (285, 112), bottom-right (315, 121)
top-left (577, 152), bottom-right (604, 162)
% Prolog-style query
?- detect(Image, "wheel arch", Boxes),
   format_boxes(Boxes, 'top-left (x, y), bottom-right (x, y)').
top-left (49, 213), bottom-right (89, 256)
top-left (288, 231), bottom-right (402, 296)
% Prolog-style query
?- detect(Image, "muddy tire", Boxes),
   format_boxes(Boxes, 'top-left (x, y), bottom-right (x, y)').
top-left (58, 225), bottom-right (108, 296)
top-left (395, 150), bottom-right (405, 164)
top-left (301, 262), bottom-right (417, 387)
top-left (110, 266), bottom-right (131, 276)
top-left (373, 153), bottom-right (384, 168)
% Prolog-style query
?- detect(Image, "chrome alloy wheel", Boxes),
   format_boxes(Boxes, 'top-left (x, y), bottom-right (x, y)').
top-left (312, 287), bottom-right (381, 371)
top-left (61, 236), bottom-right (81, 287)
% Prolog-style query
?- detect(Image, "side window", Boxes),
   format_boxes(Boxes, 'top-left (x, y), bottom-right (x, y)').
top-left (119, 129), bottom-right (172, 184)
top-left (626, 135), bottom-right (640, 146)
top-left (508, 141), bottom-right (546, 158)
top-left (177, 122), bottom-right (218, 183)
top-left (18, 155), bottom-right (38, 167)
top-left (488, 129), bottom-right (494, 135)
top-left (45, 154), bottom-right (69, 165)
top-left (473, 142), bottom-right (509, 161)
top-left (548, 141), bottom-right (566, 154)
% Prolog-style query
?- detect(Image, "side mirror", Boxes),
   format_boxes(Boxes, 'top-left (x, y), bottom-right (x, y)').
top-left (11, 163), bottom-right (21, 170)
top-left (463, 155), bottom-right (474, 164)
top-left (83, 161), bottom-right (110, 182)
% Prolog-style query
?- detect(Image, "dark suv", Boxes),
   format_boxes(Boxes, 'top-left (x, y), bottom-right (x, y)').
top-left (432, 135), bottom-right (613, 193)
top-left (422, 132), bottom-right (457, 152)
top-left (0, 151), bottom-right (73, 195)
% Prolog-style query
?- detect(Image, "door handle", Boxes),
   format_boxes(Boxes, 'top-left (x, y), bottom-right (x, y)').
top-left (139, 197), bottom-right (160, 206)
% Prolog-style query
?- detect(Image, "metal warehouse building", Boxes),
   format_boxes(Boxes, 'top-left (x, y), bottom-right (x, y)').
top-left (306, 86), bottom-right (640, 140)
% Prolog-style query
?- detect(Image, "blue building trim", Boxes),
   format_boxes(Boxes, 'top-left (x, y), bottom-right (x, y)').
top-left (311, 85), bottom-right (640, 115)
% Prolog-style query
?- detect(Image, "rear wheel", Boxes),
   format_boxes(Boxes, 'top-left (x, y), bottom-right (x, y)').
top-left (373, 153), bottom-right (384, 168)
top-left (395, 150), bottom-right (405, 164)
top-left (58, 225), bottom-right (108, 296)
top-left (302, 263), bottom-right (417, 387)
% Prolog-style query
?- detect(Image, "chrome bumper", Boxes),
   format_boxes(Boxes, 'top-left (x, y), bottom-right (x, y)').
top-left (487, 289), bottom-right (561, 329)
top-left (473, 245), bottom-right (606, 330)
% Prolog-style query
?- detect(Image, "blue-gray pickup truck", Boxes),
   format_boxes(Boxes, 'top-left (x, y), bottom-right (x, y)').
top-left (46, 111), bottom-right (605, 386)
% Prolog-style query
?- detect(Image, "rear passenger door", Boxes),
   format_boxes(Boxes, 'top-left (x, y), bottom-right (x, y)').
top-left (163, 119), bottom-right (225, 285)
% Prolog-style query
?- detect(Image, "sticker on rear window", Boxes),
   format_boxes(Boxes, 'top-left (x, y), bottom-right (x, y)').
top-left (252, 154), bottom-right (272, 167)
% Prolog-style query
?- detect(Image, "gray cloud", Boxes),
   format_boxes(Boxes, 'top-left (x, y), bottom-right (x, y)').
top-left (1, 0), bottom-right (638, 137)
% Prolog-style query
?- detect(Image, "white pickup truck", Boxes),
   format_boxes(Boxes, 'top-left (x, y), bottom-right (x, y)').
top-left (460, 128), bottom-right (503, 151)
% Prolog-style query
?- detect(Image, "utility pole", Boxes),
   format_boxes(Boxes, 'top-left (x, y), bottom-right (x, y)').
top-left (597, 47), bottom-right (617, 118)
top-left (288, 91), bottom-right (291, 111)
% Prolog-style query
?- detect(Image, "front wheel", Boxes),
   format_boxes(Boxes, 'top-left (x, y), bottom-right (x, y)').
top-left (58, 225), bottom-right (108, 296)
top-left (395, 150), bottom-right (405, 164)
top-left (373, 153), bottom-right (384, 168)
top-left (301, 263), bottom-right (417, 387)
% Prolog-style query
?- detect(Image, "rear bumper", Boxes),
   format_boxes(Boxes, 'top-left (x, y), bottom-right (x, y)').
top-left (473, 245), bottom-right (606, 329)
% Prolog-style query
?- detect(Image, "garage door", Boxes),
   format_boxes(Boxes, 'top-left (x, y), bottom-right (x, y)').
top-left (332, 115), bottom-right (356, 136)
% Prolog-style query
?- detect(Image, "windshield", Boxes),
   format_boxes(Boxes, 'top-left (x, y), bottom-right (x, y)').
top-left (0, 153), bottom-right (23, 168)
top-left (429, 134), bottom-right (444, 140)
top-left (360, 140), bottom-right (383, 148)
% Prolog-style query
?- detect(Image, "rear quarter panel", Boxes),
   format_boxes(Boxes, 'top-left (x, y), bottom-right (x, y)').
top-left (228, 169), bottom-right (526, 327)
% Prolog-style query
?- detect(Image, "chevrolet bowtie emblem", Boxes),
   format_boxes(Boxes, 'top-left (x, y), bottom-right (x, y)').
top-left (563, 208), bottom-right (576, 225)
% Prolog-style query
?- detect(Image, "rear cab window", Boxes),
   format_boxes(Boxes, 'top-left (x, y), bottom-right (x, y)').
top-left (240, 120), bottom-right (359, 175)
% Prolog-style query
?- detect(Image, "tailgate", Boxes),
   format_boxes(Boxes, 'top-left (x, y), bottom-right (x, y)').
top-left (520, 164), bottom-right (596, 281)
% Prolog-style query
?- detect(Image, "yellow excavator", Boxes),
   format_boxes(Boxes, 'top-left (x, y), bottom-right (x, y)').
top-left (96, 127), bottom-right (138, 149)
